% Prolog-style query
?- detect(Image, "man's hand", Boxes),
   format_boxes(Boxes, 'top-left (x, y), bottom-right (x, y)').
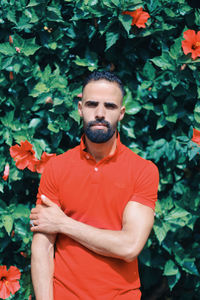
top-left (30, 195), bottom-right (66, 234)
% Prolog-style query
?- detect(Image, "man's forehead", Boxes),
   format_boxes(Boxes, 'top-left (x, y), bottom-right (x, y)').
top-left (82, 80), bottom-right (123, 102)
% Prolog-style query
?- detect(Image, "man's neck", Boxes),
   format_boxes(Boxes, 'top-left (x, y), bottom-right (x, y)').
top-left (85, 133), bottom-right (117, 162)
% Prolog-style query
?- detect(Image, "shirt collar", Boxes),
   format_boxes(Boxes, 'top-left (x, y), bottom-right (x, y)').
top-left (80, 133), bottom-right (122, 162)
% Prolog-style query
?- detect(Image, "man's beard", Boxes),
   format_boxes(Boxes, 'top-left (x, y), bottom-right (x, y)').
top-left (84, 119), bottom-right (117, 143)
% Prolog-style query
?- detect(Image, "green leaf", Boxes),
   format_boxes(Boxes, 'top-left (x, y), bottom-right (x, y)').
top-left (188, 145), bottom-right (199, 161)
top-left (163, 260), bottom-right (179, 276)
top-left (47, 6), bottom-right (64, 22)
top-left (2, 215), bottom-right (13, 235)
top-left (118, 14), bottom-right (133, 34)
top-left (194, 102), bottom-right (200, 123)
top-left (48, 123), bottom-right (60, 133)
top-left (27, 0), bottom-right (40, 7)
top-left (151, 52), bottom-right (175, 71)
top-left (14, 14), bottom-right (32, 30)
top-left (0, 182), bottom-right (4, 193)
top-left (0, 110), bottom-right (14, 127)
top-left (9, 168), bottom-right (23, 181)
top-left (6, 9), bottom-right (17, 24)
top-left (22, 43), bottom-right (40, 56)
top-left (167, 273), bottom-right (181, 291)
top-left (164, 8), bottom-right (176, 17)
top-left (122, 124), bottom-right (136, 138)
top-left (12, 205), bottom-right (30, 219)
top-left (125, 100), bottom-right (141, 115)
top-left (165, 114), bottom-right (177, 123)
top-left (143, 61), bottom-right (156, 80)
top-left (105, 31), bottom-right (119, 51)
top-left (29, 118), bottom-right (41, 128)
top-left (156, 115), bottom-right (167, 129)
top-left (153, 219), bottom-right (170, 243)
top-left (74, 52), bottom-right (98, 71)
top-left (0, 43), bottom-right (16, 56)
top-left (14, 219), bottom-right (29, 238)
top-left (176, 136), bottom-right (189, 143)
top-left (30, 82), bottom-right (49, 97)
top-left (182, 259), bottom-right (199, 276)
top-left (110, 0), bottom-right (120, 6)
top-left (173, 206), bottom-right (190, 219)
top-left (124, 91), bottom-right (141, 115)
top-left (170, 36), bottom-right (182, 60)
top-left (49, 42), bottom-right (57, 50)
top-left (69, 110), bottom-right (80, 123)
top-left (164, 207), bottom-right (190, 221)
top-left (33, 139), bottom-right (47, 158)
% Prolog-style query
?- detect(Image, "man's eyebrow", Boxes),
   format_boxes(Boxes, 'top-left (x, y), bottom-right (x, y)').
top-left (84, 100), bottom-right (99, 105)
top-left (104, 102), bottom-right (118, 108)
top-left (84, 100), bottom-right (119, 108)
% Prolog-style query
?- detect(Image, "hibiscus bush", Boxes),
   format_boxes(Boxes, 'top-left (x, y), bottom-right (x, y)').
top-left (0, 0), bottom-right (200, 299)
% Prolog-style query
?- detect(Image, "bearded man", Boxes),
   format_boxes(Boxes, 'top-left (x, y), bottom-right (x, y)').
top-left (30, 71), bottom-right (159, 300)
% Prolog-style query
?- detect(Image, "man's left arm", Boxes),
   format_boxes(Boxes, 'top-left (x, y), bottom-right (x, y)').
top-left (30, 195), bottom-right (154, 262)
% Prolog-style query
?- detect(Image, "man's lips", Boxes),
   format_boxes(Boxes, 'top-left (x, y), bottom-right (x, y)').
top-left (90, 123), bottom-right (108, 128)
top-left (92, 125), bottom-right (107, 130)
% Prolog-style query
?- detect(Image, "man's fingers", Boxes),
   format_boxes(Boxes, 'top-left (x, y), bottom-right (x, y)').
top-left (30, 220), bottom-right (39, 230)
top-left (30, 213), bottom-right (38, 220)
top-left (30, 225), bottom-right (40, 232)
top-left (41, 194), bottom-right (55, 207)
top-left (30, 208), bottom-right (38, 214)
top-left (30, 220), bottom-right (34, 227)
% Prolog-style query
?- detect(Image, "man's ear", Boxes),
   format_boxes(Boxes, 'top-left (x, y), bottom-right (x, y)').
top-left (119, 106), bottom-right (125, 121)
top-left (78, 101), bottom-right (83, 117)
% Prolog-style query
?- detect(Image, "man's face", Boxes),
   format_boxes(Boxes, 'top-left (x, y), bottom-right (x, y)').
top-left (78, 80), bottom-right (125, 143)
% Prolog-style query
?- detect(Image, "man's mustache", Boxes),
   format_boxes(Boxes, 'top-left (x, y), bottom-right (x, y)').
top-left (88, 119), bottom-right (110, 128)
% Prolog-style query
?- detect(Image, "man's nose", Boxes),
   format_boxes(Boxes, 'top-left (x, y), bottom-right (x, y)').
top-left (95, 105), bottom-right (106, 119)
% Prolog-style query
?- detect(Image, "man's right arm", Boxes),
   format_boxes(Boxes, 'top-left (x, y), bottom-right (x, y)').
top-left (31, 230), bottom-right (56, 300)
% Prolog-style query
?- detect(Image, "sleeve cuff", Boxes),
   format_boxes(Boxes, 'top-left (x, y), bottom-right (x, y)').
top-left (129, 194), bottom-right (156, 210)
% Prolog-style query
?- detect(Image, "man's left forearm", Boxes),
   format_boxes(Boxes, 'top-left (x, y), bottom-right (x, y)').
top-left (30, 196), bottom-right (154, 262)
top-left (58, 215), bottom-right (136, 262)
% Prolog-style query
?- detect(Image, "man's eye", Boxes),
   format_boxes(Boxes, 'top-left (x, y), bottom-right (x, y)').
top-left (105, 103), bottom-right (117, 109)
top-left (85, 102), bottom-right (98, 107)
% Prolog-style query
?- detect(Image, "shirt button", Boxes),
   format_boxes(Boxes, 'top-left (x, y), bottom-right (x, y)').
top-left (94, 167), bottom-right (98, 172)
top-left (86, 154), bottom-right (90, 159)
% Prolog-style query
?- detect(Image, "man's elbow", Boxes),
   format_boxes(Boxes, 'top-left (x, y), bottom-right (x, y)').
top-left (31, 233), bottom-right (55, 257)
top-left (121, 245), bottom-right (141, 263)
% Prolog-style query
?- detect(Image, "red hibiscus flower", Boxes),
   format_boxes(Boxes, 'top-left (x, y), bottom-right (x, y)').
top-left (191, 128), bottom-right (200, 146)
top-left (36, 152), bottom-right (56, 174)
top-left (9, 71), bottom-right (14, 80)
top-left (10, 140), bottom-right (38, 172)
top-left (45, 96), bottom-right (53, 104)
top-left (182, 29), bottom-right (200, 60)
top-left (122, 7), bottom-right (150, 28)
top-left (9, 35), bottom-right (13, 44)
top-left (0, 265), bottom-right (21, 299)
top-left (2, 164), bottom-right (9, 181)
top-left (15, 47), bottom-right (21, 53)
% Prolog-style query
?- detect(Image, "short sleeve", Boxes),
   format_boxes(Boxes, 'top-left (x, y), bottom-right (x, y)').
top-left (129, 161), bottom-right (159, 210)
top-left (36, 157), bottom-right (61, 207)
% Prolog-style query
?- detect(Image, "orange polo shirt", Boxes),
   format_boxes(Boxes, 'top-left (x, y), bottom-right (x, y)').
top-left (36, 135), bottom-right (159, 299)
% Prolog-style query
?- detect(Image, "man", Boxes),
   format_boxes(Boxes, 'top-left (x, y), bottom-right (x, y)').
top-left (30, 71), bottom-right (159, 300)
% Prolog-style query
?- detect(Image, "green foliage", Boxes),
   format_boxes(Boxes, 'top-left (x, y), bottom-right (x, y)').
top-left (0, 0), bottom-right (200, 299)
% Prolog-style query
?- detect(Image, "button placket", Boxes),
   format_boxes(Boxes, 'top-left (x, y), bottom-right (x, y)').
top-left (90, 164), bottom-right (101, 184)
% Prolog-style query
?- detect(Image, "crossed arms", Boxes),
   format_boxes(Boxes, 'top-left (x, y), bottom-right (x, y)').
top-left (30, 194), bottom-right (154, 300)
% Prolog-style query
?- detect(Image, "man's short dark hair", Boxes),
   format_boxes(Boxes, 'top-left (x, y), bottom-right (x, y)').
top-left (82, 71), bottom-right (125, 97)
